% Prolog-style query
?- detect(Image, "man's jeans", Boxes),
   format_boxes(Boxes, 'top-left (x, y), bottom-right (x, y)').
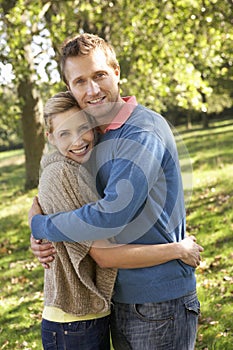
top-left (41, 316), bottom-right (110, 350)
top-left (110, 291), bottom-right (200, 350)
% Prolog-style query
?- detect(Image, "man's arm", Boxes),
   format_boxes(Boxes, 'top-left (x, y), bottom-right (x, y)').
top-left (89, 236), bottom-right (203, 268)
top-left (31, 235), bottom-right (203, 269)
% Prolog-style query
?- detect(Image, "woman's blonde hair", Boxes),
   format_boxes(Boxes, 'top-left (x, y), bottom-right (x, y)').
top-left (44, 91), bottom-right (80, 133)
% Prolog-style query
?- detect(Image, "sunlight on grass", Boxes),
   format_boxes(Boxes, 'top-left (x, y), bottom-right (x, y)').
top-left (0, 152), bottom-right (42, 349)
top-left (182, 120), bottom-right (233, 350)
top-left (0, 148), bottom-right (24, 160)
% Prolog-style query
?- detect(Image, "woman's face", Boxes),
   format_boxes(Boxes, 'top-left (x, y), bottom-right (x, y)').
top-left (48, 107), bottom-right (94, 163)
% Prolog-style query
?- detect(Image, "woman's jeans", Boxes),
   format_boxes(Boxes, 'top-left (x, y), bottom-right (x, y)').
top-left (41, 316), bottom-right (110, 350)
top-left (110, 290), bottom-right (200, 350)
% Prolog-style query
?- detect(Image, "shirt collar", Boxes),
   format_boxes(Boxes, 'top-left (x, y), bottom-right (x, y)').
top-left (103, 96), bottom-right (138, 133)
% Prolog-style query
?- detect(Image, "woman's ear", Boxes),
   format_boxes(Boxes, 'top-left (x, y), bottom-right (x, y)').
top-left (46, 132), bottom-right (55, 145)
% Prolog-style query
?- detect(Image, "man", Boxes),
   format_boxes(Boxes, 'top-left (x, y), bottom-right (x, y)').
top-left (29, 33), bottom-right (201, 349)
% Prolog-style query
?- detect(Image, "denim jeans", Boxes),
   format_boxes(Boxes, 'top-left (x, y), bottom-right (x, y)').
top-left (41, 316), bottom-right (110, 350)
top-left (110, 291), bottom-right (200, 350)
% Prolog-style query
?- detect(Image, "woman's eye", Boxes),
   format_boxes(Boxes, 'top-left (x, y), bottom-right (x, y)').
top-left (59, 132), bottom-right (69, 137)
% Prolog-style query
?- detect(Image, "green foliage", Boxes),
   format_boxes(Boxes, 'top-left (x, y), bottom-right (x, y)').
top-left (0, 119), bottom-right (233, 349)
top-left (0, 86), bottom-right (23, 150)
top-left (0, 0), bottom-right (233, 150)
top-left (118, 0), bottom-right (233, 114)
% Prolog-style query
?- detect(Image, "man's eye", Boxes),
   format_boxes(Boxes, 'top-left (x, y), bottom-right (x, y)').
top-left (95, 73), bottom-right (105, 79)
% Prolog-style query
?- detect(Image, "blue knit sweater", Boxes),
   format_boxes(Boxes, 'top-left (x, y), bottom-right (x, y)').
top-left (32, 104), bottom-right (196, 303)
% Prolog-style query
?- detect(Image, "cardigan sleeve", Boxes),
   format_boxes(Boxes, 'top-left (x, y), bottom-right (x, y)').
top-left (38, 156), bottom-right (97, 253)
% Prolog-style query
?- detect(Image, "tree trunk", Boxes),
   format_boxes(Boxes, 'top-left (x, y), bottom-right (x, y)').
top-left (1, 0), bottom-right (47, 190)
top-left (186, 112), bottom-right (192, 129)
top-left (202, 112), bottom-right (209, 129)
top-left (200, 91), bottom-right (209, 128)
top-left (18, 78), bottom-right (45, 190)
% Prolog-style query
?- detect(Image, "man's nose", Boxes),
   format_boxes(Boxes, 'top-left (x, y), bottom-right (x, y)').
top-left (86, 80), bottom-right (100, 96)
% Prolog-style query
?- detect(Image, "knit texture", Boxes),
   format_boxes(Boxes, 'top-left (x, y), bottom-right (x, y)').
top-left (38, 151), bottom-right (117, 316)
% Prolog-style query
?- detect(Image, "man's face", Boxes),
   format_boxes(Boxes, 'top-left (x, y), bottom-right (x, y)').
top-left (64, 48), bottom-right (122, 128)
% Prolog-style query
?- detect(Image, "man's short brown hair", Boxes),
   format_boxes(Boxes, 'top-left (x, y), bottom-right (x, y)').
top-left (60, 33), bottom-right (119, 85)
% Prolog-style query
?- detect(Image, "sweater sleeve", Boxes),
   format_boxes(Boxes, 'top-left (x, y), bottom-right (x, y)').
top-left (38, 155), bottom-right (98, 249)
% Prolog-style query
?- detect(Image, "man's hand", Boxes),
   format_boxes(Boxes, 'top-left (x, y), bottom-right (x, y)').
top-left (179, 236), bottom-right (204, 267)
top-left (30, 235), bottom-right (56, 269)
top-left (28, 196), bottom-right (43, 228)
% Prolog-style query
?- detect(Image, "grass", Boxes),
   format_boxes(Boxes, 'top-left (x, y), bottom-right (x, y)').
top-left (183, 119), bottom-right (233, 350)
top-left (0, 118), bottom-right (233, 349)
top-left (0, 150), bottom-right (42, 349)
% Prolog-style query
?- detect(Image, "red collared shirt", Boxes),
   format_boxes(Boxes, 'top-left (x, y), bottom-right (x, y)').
top-left (103, 96), bottom-right (138, 133)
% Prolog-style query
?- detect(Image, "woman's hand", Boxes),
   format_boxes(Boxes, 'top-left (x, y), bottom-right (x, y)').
top-left (30, 235), bottom-right (56, 269)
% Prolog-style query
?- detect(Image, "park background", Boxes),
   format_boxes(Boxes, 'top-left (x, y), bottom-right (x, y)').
top-left (0, 0), bottom-right (232, 349)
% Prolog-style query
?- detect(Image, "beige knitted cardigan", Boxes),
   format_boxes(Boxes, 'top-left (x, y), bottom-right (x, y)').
top-left (38, 151), bottom-right (117, 316)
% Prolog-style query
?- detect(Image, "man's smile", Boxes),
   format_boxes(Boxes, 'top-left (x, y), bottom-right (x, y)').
top-left (88, 96), bottom-right (106, 104)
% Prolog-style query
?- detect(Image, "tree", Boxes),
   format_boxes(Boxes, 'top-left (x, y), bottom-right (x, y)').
top-left (111, 0), bottom-right (233, 127)
top-left (0, 0), bottom-right (50, 188)
top-left (0, 85), bottom-right (22, 150)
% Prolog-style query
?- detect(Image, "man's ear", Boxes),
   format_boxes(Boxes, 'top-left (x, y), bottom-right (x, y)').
top-left (114, 65), bottom-right (121, 86)
top-left (114, 64), bottom-right (120, 77)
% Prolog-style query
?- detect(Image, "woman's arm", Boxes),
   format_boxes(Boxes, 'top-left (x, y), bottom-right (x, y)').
top-left (89, 236), bottom-right (203, 269)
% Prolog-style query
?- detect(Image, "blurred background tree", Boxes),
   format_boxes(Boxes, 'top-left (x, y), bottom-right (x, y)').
top-left (0, 0), bottom-right (232, 188)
